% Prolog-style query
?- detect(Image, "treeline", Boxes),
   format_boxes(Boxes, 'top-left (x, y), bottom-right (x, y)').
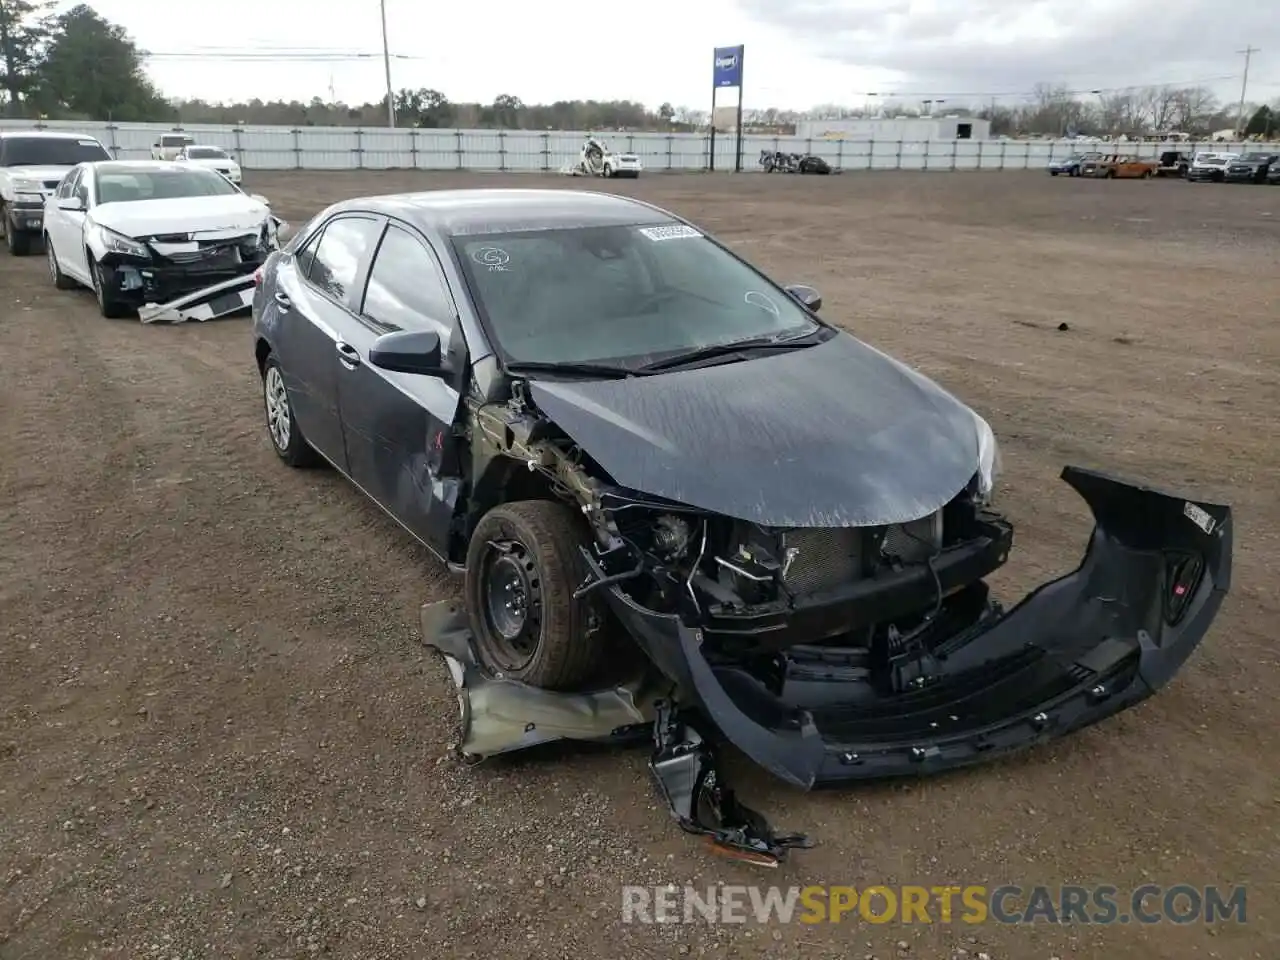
top-left (1, 2), bottom-right (1277, 137)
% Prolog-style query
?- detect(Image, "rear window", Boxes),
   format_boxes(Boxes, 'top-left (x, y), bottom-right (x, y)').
top-left (0, 136), bottom-right (111, 166)
top-left (187, 147), bottom-right (228, 159)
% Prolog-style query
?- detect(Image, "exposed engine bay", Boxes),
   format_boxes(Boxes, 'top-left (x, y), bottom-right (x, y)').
top-left (466, 381), bottom-right (1004, 694)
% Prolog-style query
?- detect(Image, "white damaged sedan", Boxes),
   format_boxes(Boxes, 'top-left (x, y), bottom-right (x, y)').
top-left (42, 160), bottom-right (280, 320)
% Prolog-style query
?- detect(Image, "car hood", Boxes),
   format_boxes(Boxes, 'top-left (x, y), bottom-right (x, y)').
top-left (7, 164), bottom-right (76, 183)
top-left (528, 332), bottom-right (984, 528)
top-left (90, 195), bottom-right (268, 238)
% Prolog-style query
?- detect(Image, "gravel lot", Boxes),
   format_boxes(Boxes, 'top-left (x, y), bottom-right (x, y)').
top-left (1, 169), bottom-right (1277, 960)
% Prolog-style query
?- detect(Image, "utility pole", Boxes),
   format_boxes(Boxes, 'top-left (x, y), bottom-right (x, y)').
top-left (380, 0), bottom-right (396, 128)
top-left (1235, 46), bottom-right (1259, 138)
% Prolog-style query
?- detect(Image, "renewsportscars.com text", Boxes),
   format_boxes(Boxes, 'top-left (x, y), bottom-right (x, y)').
top-left (621, 884), bottom-right (1247, 926)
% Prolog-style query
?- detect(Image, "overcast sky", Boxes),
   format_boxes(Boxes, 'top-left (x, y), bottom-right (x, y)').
top-left (76, 0), bottom-right (1277, 111)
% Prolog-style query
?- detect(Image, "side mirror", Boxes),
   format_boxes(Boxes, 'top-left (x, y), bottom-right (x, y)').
top-left (56, 196), bottom-right (85, 212)
top-left (784, 283), bottom-right (822, 313)
top-left (368, 329), bottom-right (443, 376)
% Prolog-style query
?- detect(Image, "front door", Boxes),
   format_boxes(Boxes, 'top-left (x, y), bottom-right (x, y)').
top-left (46, 168), bottom-right (83, 276)
top-left (336, 220), bottom-right (465, 560)
top-left (271, 213), bottom-right (386, 469)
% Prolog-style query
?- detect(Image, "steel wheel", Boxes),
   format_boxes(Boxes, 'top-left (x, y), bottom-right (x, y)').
top-left (264, 365), bottom-right (291, 452)
top-left (478, 538), bottom-right (544, 672)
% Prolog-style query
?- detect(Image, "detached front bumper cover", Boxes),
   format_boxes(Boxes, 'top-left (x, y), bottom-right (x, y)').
top-left (422, 466), bottom-right (1231, 865)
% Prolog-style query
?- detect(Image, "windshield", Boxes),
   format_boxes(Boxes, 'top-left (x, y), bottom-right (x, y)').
top-left (95, 167), bottom-right (240, 204)
top-left (1241, 153), bottom-right (1272, 161)
top-left (187, 147), bottom-right (229, 159)
top-left (1, 136), bottom-right (110, 166)
top-left (453, 224), bottom-right (821, 367)
top-left (1198, 157), bottom-right (1226, 165)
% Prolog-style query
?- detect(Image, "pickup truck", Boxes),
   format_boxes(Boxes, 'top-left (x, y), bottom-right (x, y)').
top-left (151, 132), bottom-right (195, 161)
top-left (0, 130), bottom-right (112, 255)
top-left (1077, 154), bottom-right (1159, 179)
top-left (1224, 152), bottom-right (1278, 184)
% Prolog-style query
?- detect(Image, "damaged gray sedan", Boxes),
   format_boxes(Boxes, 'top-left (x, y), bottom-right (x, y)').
top-left (252, 189), bottom-right (1232, 865)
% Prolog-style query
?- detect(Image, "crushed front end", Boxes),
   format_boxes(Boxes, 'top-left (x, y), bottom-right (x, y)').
top-left (425, 382), bottom-right (1232, 865)
top-left (95, 220), bottom-right (280, 322)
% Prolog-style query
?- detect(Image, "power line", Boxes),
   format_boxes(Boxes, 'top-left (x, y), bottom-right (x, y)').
top-left (142, 52), bottom-right (425, 62)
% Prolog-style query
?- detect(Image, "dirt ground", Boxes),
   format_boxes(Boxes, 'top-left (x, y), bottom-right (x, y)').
top-left (1, 169), bottom-right (1277, 960)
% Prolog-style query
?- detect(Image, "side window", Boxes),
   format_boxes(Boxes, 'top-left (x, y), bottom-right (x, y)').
top-left (360, 225), bottom-right (456, 335)
top-left (305, 216), bottom-right (382, 304)
top-left (56, 169), bottom-right (78, 199)
top-left (74, 170), bottom-right (90, 206)
top-left (293, 225), bottom-right (324, 279)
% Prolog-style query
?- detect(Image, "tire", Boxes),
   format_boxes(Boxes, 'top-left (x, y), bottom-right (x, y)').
top-left (1105, 170), bottom-right (1116, 179)
top-left (88, 255), bottom-right (132, 318)
top-left (261, 356), bottom-right (319, 467)
top-left (1050, 170), bottom-right (1059, 176)
top-left (1143, 170), bottom-right (1152, 179)
top-left (2, 205), bottom-right (33, 256)
top-left (45, 237), bottom-right (77, 290)
top-left (464, 499), bottom-right (604, 690)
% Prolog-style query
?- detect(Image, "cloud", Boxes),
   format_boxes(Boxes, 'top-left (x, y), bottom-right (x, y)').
top-left (735, 0), bottom-right (1274, 103)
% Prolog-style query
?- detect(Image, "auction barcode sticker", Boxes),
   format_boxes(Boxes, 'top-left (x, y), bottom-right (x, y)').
top-left (639, 225), bottom-right (702, 242)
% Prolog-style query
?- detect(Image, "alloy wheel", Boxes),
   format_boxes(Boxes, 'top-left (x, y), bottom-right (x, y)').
top-left (263, 366), bottom-right (291, 451)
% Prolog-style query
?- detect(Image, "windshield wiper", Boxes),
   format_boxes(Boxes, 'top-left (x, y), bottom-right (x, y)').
top-left (502, 360), bottom-right (635, 380)
top-left (636, 328), bottom-right (823, 373)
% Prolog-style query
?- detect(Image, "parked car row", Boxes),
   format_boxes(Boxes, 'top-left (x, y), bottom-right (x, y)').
top-left (1048, 147), bottom-right (1280, 184)
top-left (2, 131), bottom-right (279, 323)
top-left (1189, 151), bottom-right (1280, 184)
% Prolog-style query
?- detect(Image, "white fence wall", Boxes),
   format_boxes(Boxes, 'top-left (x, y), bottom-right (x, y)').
top-left (2, 118), bottom-right (1276, 172)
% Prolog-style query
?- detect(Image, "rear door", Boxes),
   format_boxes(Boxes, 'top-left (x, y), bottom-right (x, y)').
top-left (336, 219), bottom-right (465, 559)
top-left (270, 213), bottom-right (385, 469)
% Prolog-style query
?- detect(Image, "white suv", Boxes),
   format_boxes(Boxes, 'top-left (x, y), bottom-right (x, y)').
top-left (0, 131), bottom-right (112, 255)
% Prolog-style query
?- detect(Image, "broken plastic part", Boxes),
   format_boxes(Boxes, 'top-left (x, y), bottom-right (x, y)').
top-left (420, 599), bottom-right (658, 758)
top-left (649, 700), bottom-right (813, 867)
top-left (420, 599), bottom-right (810, 864)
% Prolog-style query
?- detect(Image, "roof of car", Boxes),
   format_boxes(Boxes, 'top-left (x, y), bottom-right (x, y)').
top-left (339, 189), bottom-right (678, 237)
top-left (85, 159), bottom-right (211, 173)
top-left (0, 130), bottom-right (103, 140)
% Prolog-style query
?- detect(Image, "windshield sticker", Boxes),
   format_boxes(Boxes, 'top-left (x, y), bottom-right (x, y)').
top-left (1183, 501), bottom-right (1216, 535)
top-left (470, 246), bottom-right (510, 272)
top-left (639, 225), bottom-right (702, 242)
top-left (744, 291), bottom-right (781, 316)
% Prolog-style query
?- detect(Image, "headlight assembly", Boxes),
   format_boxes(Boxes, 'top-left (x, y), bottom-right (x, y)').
top-left (973, 413), bottom-right (1002, 501)
top-left (11, 178), bottom-right (43, 203)
top-left (90, 224), bottom-right (149, 259)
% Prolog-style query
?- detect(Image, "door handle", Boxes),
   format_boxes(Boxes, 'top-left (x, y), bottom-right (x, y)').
top-left (335, 342), bottom-right (361, 368)
top-left (274, 291), bottom-right (292, 310)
